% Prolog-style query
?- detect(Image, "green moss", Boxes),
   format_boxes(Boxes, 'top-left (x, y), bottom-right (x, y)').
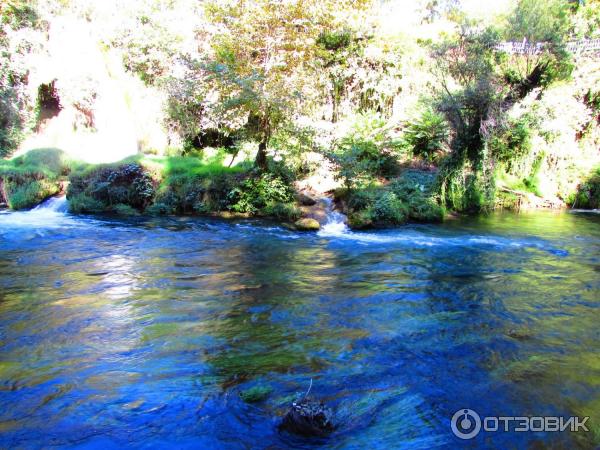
top-left (5, 179), bottom-right (60, 210)
top-left (262, 202), bottom-right (301, 221)
top-left (112, 203), bottom-right (140, 216)
top-left (348, 209), bottom-right (374, 229)
top-left (294, 218), bottom-right (321, 231)
top-left (67, 193), bottom-right (105, 213)
top-left (0, 149), bottom-right (69, 210)
top-left (240, 385), bottom-right (272, 403)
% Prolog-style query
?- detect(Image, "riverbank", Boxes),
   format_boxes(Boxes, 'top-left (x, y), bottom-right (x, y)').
top-left (2, 148), bottom-right (599, 231)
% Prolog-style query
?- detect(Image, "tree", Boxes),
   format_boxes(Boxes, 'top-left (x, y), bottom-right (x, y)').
top-left (0, 1), bottom-right (40, 157)
top-left (502, 0), bottom-right (574, 95)
top-left (200, 0), bottom-right (371, 170)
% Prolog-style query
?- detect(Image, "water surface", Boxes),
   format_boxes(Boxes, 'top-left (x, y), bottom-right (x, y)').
top-left (0, 205), bottom-right (598, 449)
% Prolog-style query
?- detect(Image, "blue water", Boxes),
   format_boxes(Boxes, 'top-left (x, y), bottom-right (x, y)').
top-left (0, 205), bottom-right (598, 449)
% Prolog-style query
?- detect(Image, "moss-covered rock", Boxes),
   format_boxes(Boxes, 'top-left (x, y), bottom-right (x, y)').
top-left (294, 218), bottom-right (320, 231)
top-left (0, 148), bottom-right (69, 210)
top-left (240, 385), bottom-right (272, 403)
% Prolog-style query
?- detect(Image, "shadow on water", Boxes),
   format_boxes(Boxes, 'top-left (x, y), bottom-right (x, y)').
top-left (0, 208), bottom-right (598, 448)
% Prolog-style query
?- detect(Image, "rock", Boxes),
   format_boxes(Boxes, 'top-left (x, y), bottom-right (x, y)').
top-left (280, 400), bottom-right (334, 437)
top-left (297, 192), bottom-right (317, 206)
top-left (506, 328), bottom-right (532, 341)
top-left (294, 218), bottom-right (320, 231)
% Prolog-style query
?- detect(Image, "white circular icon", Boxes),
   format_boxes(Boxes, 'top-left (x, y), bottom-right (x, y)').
top-left (451, 408), bottom-right (482, 439)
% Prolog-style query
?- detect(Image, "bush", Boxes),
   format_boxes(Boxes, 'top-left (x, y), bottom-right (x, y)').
top-left (571, 167), bottom-right (600, 209)
top-left (331, 113), bottom-right (403, 188)
top-left (68, 162), bottom-right (155, 212)
top-left (403, 109), bottom-right (449, 162)
top-left (371, 191), bottom-right (408, 224)
top-left (67, 193), bottom-right (105, 213)
top-left (342, 170), bottom-right (445, 228)
top-left (489, 117), bottom-right (533, 168)
top-left (228, 173), bottom-right (295, 214)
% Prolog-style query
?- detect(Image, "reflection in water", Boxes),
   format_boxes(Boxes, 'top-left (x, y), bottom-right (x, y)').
top-left (0, 210), bottom-right (598, 448)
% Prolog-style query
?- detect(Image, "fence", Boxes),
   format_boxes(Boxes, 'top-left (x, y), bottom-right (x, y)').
top-left (495, 39), bottom-right (600, 55)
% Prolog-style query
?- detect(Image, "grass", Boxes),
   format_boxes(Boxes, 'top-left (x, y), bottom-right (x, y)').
top-left (0, 148), bottom-right (70, 209)
top-left (66, 150), bottom-right (254, 215)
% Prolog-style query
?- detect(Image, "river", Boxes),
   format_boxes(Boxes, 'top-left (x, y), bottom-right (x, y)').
top-left (0, 200), bottom-right (598, 448)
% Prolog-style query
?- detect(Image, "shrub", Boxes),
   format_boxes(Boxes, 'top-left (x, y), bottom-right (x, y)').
top-left (489, 117), bottom-right (533, 168)
top-left (571, 167), bottom-right (600, 209)
top-left (331, 113), bottom-right (403, 188)
top-left (228, 173), bottom-right (295, 214)
top-left (68, 163), bottom-right (155, 212)
top-left (371, 191), bottom-right (408, 224)
top-left (403, 109), bottom-right (449, 162)
top-left (67, 193), bottom-right (105, 213)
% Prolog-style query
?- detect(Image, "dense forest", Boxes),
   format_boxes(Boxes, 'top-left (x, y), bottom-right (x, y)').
top-left (1, 0), bottom-right (599, 228)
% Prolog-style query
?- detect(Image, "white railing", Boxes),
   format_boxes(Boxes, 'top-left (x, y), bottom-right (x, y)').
top-left (495, 38), bottom-right (600, 55)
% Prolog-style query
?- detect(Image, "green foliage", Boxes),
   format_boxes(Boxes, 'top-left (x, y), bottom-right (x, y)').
top-left (489, 116), bottom-right (533, 167)
top-left (67, 193), bottom-right (105, 213)
top-left (262, 202), bottom-right (301, 221)
top-left (343, 170), bottom-right (445, 228)
top-left (332, 113), bottom-right (402, 188)
top-left (240, 385), bottom-right (272, 403)
top-left (112, 203), bottom-right (140, 216)
top-left (228, 173), bottom-right (295, 215)
top-left (371, 191), bottom-right (408, 224)
top-left (389, 170), bottom-right (446, 221)
top-left (68, 163), bottom-right (155, 212)
top-left (571, 166), bottom-right (600, 209)
top-left (5, 179), bottom-right (59, 210)
top-left (0, 1), bottom-right (40, 157)
top-left (0, 149), bottom-right (69, 209)
top-left (504, 0), bottom-right (571, 44)
top-left (403, 109), bottom-right (449, 162)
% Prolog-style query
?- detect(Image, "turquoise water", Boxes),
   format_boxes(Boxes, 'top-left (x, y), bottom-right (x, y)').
top-left (0, 206), bottom-right (598, 448)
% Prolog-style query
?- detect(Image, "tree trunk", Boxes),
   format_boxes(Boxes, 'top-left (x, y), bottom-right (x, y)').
top-left (255, 140), bottom-right (268, 170)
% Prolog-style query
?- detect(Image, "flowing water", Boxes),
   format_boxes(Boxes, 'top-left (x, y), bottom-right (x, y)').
top-left (0, 200), bottom-right (599, 449)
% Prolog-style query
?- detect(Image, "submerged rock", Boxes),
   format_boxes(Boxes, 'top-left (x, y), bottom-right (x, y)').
top-left (294, 218), bottom-right (320, 231)
top-left (240, 385), bottom-right (272, 403)
top-left (280, 400), bottom-right (334, 437)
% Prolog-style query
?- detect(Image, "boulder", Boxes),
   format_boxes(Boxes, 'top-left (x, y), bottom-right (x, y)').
top-left (280, 400), bottom-right (334, 437)
top-left (297, 192), bottom-right (317, 206)
top-left (294, 218), bottom-right (320, 231)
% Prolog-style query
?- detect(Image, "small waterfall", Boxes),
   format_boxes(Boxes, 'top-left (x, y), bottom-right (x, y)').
top-left (0, 195), bottom-right (71, 232)
top-left (33, 196), bottom-right (69, 213)
top-left (318, 197), bottom-right (349, 236)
